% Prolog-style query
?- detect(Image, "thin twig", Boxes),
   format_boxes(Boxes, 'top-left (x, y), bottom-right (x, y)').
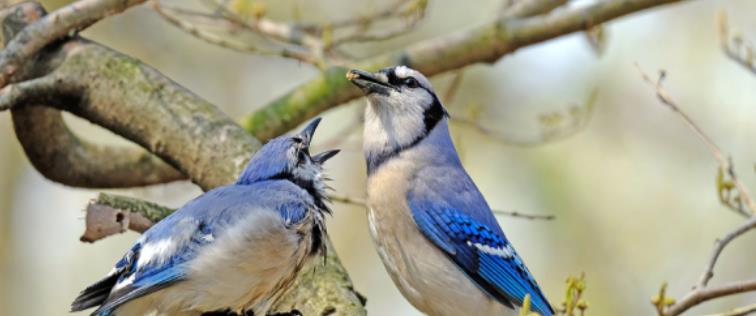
top-left (718, 10), bottom-right (756, 76)
top-left (636, 65), bottom-right (756, 316)
top-left (329, 193), bottom-right (554, 220)
top-left (699, 303), bottom-right (756, 316)
top-left (329, 0), bottom-right (428, 46)
top-left (696, 215), bottom-right (756, 288)
top-left (151, 1), bottom-right (316, 64)
top-left (636, 64), bottom-right (756, 218)
top-left (665, 279), bottom-right (756, 316)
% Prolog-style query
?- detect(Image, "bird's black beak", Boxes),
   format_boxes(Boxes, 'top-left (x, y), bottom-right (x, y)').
top-left (312, 149), bottom-right (340, 164)
top-left (297, 117), bottom-right (322, 147)
top-left (296, 118), bottom-right (340, 164)
top-left (347, 69), bottom-right (393, 95)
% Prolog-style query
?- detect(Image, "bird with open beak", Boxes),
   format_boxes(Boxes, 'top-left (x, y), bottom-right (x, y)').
top-left (72, 118), bottom-right (339, 316)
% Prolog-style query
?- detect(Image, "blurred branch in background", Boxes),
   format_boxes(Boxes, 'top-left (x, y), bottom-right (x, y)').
top-left (450, 88), bottom-right (598, 147)
top-left (637, 66), bottom-right (756, 316)
top-left (329, 193), bottom-right (555, 220)
top-left (150, 0), bottom-right (428, 67)
top-left (718, 10), bottom-right (756, 76)
top-left (240, 0), bottom-right (693, 141)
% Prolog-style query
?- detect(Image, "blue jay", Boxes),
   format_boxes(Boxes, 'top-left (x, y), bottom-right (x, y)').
top-left (71, 118), bottom-right (339, 316)
top-left (347, 66), bottom-right (553, 316)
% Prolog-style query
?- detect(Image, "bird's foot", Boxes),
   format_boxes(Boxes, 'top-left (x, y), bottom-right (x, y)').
top-left (267, 309), bottom-right (303, 316)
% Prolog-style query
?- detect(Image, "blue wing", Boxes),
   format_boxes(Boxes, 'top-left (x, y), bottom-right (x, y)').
top-left (86, 218), bottom-right (214, 316)
top-left (410, 201), bottom-right (554, 316)
top-left (73, 180), bottom-right (314, 315)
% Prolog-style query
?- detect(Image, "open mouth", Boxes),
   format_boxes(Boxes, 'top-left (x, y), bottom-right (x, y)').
top-left (347, 69), bottom-right (394, 95)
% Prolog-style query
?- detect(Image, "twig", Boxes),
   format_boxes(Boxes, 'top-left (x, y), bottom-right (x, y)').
top-left (664, 279), bottom-right (756, 316)
top-left (151, 1), bottom-right (317, 64)
top-left (328, 193), bottom-right (367, 207)
top-left (636, 64), bottom-right (756, 218)
top-left (329, 0), bottom-right (428, 46)
top-left (0, 0), bottom-right (146, 89)
top-left (450, 87), bottom-right (597, 147)
top-left (636, 66), bottom-right (756, 316)
top-left (699, 303), bottom-right (756, 316)
top-left (718, 10), bottom-right (756, 76)
top-left (696, 215), bottom-right (756, 288)
top-left (329, 193), bottom-right (554, 220)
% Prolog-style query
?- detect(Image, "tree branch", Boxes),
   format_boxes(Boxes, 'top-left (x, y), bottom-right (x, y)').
top-left (1, 3), bottom-right (365, 314)
top-left (664, 279), bottom-right (756, 316)
top-left (0, 0), bottom-right (147, 89)
top-left (81, 193), bottom-right (367, 315)
top-left (1, 2), bottom-right (186, 188)
top-left (241, 0), bottom-right (694, 141)
top-left (696, 216), bottom-right (756, 289)
top-left (1, 3), bottom-right (259, 190)
top-left (328, 193), bottom-right (555, 220)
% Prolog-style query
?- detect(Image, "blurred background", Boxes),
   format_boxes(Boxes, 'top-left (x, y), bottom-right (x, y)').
top-left (1, 0), bottom-right (755, 314)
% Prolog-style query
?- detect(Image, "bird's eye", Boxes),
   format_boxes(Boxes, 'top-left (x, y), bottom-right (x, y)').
top-left (291, 137), bottom-right (303, 144)
top-left (403, 77), bottom-right (419, 88)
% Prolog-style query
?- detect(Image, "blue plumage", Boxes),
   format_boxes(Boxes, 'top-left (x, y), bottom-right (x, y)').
top-left (72, 118), bottom-right (338, 316)
top-left (350, 66), bottom-right (553, 316)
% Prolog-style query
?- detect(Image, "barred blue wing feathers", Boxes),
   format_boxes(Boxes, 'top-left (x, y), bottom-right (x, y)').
top-left (410, 203), bottom-right (554, 316)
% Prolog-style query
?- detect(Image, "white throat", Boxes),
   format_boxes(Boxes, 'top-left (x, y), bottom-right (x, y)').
top-left (362, 97), bottom-right (426, 159)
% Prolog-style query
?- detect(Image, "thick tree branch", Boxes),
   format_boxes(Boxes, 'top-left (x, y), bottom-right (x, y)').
top-left (0, 0), bottom-right (147, 89)
top-left (1, 3), bottom-right (365, 314)
top-left (1, 2), bottom-right (186, 188)
top-left (11, 106), bottom-right (186, 187)
top-left (241, 0), bottom-right (693, 141)
top-left (1, 3), bottom-right (258, 190)
top-left (81, 193), bottom-right (367, 315)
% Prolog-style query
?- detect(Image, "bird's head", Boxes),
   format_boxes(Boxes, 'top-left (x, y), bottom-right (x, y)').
top-left (237, 118), bottom-right (339, 196)
top-left (347, 66), bottom-right (448, 170)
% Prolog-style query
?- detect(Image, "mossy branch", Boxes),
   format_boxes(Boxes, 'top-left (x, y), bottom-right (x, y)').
top-left (241, 0), bottom-right (695, 141)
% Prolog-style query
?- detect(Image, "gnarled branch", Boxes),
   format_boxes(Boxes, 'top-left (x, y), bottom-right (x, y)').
top-left (1, 2), bottom-right (365, 314)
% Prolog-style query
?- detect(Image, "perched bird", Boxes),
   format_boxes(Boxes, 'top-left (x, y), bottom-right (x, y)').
top-left (71, 118), bottom-right (339, 316)
top-left (347, 66), bottom-right (554, 316)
